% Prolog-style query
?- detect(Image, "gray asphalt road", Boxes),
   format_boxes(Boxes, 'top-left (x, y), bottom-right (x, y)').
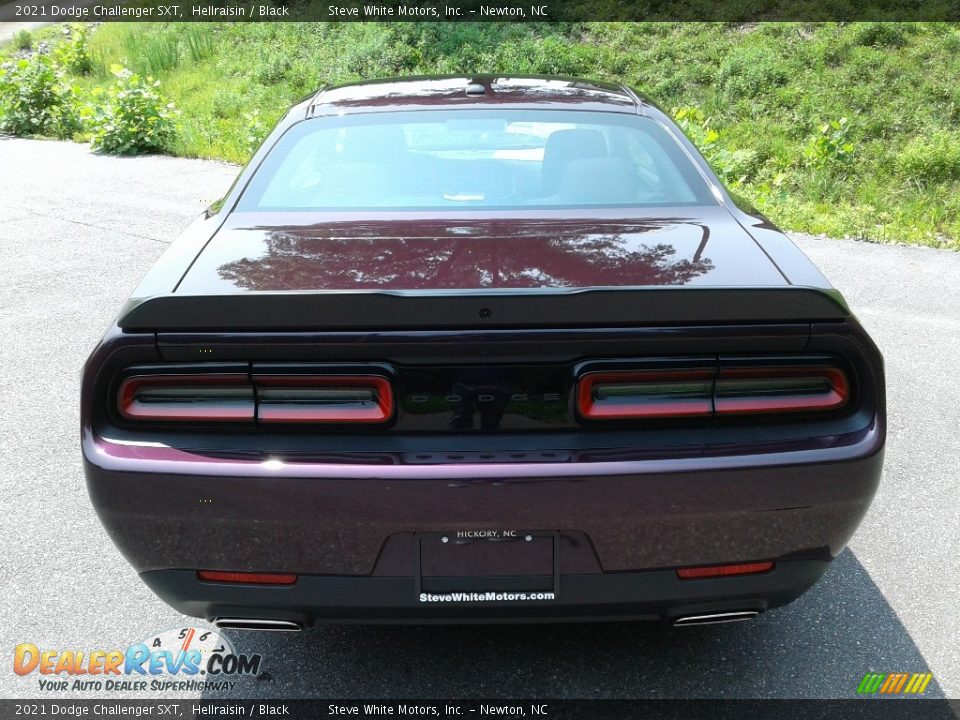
top-left (1, 137), bottom-right (957, 700)
top-left (0, 21), bottom-right (47, 45)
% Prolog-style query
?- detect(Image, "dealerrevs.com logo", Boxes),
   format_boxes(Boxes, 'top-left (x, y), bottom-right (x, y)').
top-left (13, 627), bottom-right (263, 693)
top-left (857, 672), bottom-right (934, 695)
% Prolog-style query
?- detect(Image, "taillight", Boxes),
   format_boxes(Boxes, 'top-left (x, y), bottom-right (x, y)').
top-left (197, 570), bottom-right (297, 585)
top-left (117, 374), bottom-right (254, 422)
top-left (677, 561), bottom-right (774, 579)
top-left (576, 361), bottom-right (850, 421)
top-left (577, 370), bottom-right (713, 420)
top-left (116, 370), bottom-right (393, 425)
top-left (255, 375), bottom-right (393, 424)
top-left (714, 366), bottom-right (848, 415)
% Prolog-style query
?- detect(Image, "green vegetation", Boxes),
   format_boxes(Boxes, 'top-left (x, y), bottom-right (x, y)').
top-left (52, 25), bottom-right (93, 76)
top-left (13, 30), bottom-right (33, 52)
top-left (87, 66), bottom-right (178, 154)
top-left (0, 54), bottom-right (80, 139)
top-left (1, 21), bottom-right (959, 247)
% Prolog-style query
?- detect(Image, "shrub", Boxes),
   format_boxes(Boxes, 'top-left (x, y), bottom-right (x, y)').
top-left (13, 30), bottom-right (32, 52)
top-left (242, 109), bottom-right (267, 157)
top-left (718, 45), bottom-right (789, 100)
top-left (672, 106), bottom-right (755, 184)
top-left (0, 55), bottom-right (81, 139)
top-left (803, 118), bottom-right (856, 168)
top-left (53, 25), bottom-right (93, 76)
top-left (253, 49), bottom-right (292, 84)
top-left (848, 22), bottom-right (912, 48)
top-left (674, 106), bottom-right (719, 150)
top-left (89, 66), bottom-right (177, 154)
top-left (896, 133), bottom-right (960, 183)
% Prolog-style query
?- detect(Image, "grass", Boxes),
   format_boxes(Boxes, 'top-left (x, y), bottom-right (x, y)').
top-left (5, 21), bottom-right (960, 248)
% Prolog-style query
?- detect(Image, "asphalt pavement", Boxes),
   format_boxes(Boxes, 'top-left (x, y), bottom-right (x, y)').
top-left (1, 137), bottom-right (957, 700)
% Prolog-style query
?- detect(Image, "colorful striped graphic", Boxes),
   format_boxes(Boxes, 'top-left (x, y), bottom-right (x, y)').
top-left (857, 672), bottom-right (933, 695)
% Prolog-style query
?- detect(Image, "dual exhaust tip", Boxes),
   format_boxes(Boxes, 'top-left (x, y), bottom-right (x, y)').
top-left (214, 618), bottom-right (302, 632)
top-left (672, 610), bottom-right (759, 627)
top-left (212, 613), bottom-right (758, 631)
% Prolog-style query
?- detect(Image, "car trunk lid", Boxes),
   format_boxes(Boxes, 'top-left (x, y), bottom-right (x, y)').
top-left (118, 209), bottom-right (849, 331)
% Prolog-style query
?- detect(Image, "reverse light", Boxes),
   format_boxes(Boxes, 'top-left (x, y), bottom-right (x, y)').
top-left (117, 374), bottom-right (254, 422)
top-left (714, 366), bottom-right (848, 415)
top-left (577, 370), bottom-right (714, 420)
top-left (197, 570), bottom-right (298, 585)
top-left (254, 375), bottom-right (394, 424)
top-left (676, 562), bottom-right (774, 579)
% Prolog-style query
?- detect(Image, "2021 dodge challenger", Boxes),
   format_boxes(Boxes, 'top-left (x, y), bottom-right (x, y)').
top-left (82, 76), bottom-right (885, 628)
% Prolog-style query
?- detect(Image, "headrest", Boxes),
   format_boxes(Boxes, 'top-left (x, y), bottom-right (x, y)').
top-left (557, 158), bottom-right (639, 204)
top-left (541, 129), bottom-right (607, 195)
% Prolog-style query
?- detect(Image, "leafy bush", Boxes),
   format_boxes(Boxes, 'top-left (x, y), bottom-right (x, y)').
top-left (0, 55), bottom-right (81, 139)
top-left (673, 106), bottom-right (758, 184)
top-left (674, 107), bottom-right (719, 148)
top-left (242, 109), bottom-right (267, 157)
top-left (53, 25), bottom-right (93, 76)
top-left (88, 66), bottom-right (177, 154)
top-left (13, 30), bottom-right (32, 52)
top-left (803, 117), bottom-right (856, 167)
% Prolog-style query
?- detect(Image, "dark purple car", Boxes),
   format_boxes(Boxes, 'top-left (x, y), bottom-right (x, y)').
top-left (82, 76), bottom-right (884, 629)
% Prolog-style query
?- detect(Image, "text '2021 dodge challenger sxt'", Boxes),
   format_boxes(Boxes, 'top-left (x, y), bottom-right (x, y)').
top-left (82, 76), bottom-right (884, 628)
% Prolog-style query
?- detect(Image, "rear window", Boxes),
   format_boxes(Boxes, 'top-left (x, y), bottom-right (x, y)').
top-left (238, 110), bottom-right (715, 211)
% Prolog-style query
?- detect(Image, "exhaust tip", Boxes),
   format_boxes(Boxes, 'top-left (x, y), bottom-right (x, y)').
top-left (672, 610), bottom-right (759, 627)
top-left (214, 618), bottom-right (302, 632)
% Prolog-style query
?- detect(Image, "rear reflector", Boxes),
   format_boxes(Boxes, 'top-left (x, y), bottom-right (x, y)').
top-left (197, 570), bottom-right (297, 585)
top-left (714, 366), bottom-right (848, 415)
top-left (677, 562), bottom-right (774, 579)
top-left (577, 370), bottom-right (713, 420)
top-left (117, 374), bottom-right (254, 422)
top-left (255, 375), bottom-right (393, 424)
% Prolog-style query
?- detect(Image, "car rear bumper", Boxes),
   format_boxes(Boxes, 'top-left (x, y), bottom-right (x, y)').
top-left (140, 560), bottom-right (832, 625)
top-left (84, 419), bottom-right (883, 623)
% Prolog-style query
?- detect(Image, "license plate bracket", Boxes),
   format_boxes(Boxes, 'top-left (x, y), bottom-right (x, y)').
top-left (415, 531), bottom-right (559, 596)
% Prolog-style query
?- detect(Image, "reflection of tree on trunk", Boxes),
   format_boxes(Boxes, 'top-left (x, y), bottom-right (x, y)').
top-left (217, 220), bottom-right (714, 291)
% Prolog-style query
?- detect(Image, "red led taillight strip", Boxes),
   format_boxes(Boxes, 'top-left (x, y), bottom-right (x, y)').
top-left (254, 375), bottom-right (394, 424)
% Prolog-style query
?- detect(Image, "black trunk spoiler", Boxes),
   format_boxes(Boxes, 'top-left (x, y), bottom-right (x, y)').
top-left (117, 287), bottom-right (850, 332)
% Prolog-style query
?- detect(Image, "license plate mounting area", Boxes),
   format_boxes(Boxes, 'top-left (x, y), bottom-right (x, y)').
top-left (415, 531), bottom-right (559, 596)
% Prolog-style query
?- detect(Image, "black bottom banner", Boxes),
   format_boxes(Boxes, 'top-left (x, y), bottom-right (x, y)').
top-left (0, 700), bottom-right (958, 720)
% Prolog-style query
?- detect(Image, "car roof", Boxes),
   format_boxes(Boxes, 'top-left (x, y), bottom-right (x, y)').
top-left (306, 75), bottom-right (649, 117)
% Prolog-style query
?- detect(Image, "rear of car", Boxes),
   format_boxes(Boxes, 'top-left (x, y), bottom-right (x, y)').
top-left (82, 77), bottom-right (884, 627)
